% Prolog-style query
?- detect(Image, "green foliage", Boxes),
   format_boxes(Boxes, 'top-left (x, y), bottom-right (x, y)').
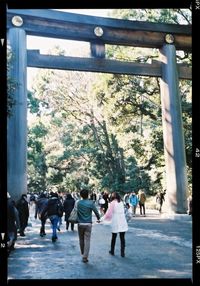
top-left (27, 91), bottom-right (40, 115)
top-left (111, 9), bottom-right (191, 24)
top-left (27, 9), bottom-right (192, 196)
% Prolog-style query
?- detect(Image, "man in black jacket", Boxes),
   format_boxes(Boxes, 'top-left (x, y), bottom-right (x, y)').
top-left (35, 193), bottom-right (48, 237)
top-left (16, 194), bottom-right (29, 236)
top-left (7, 193), bottom-right (20, 254)
top-left (47, 192), bottom-right (62, 242)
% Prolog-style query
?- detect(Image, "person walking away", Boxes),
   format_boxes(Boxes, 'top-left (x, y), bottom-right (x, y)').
top-left (124, 192), bottom-right (130, 208)
top-left (7, 193), bottom-right (20, 254)
top-left (101, 192), bottom-right (128, 257)
top-left (63, 193), bottom-right (75, 231)
top-left (57, 191), bottom-right (64, 231)
top-left (16, 194), bottom-right (29, 236)
top-left (138, 189), bottom-right (146, 216)
top-left (46, 192), bottom-right (62, 242)
top-left (90, 191), bottom-right (97, 204)
top-left (77, 189), bottom-right (101, 263)
top-left (102, 191), bottom-right (109, 214)
top-left (34, 192), bottom-right (48, 237)
top-left (129, 191), bottom-right (138, 217)
top-left (29, 193), bottom-right (36, 207)
top-left (98, 195), bottom-right (105, 216)
top-left (156, 191), bottom-right (165, 213)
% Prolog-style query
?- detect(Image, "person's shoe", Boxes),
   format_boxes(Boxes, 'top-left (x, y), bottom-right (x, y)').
top-left (52, 237), bottom-right (57, 242)
top-left (82, 257), bottom-right (88, 263)
top-left (20, 232), bottom-right (25, 237)
top-left (121, 253), bottom-right (125, 257)
top-left (109, 250), bottom-right (114, 255)
top-left (40, 231), bottom-right (46, 237)
top-left (57, 227), bottom-right (60, 231)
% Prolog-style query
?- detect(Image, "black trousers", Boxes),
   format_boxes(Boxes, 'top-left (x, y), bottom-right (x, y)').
top-left (139, 203), bottom-right (145, 215)
top-left (40, 218), bottom-right (47, 234)
top-left (110, 232), bottom-right (125, 255)
top-left (66, 220), bottom-right (74, 231)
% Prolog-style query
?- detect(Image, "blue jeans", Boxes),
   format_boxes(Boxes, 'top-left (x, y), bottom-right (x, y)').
top-left (49, 215), bottom-right (59, 238)
top-left (57, 216), bottom-right (62, 229)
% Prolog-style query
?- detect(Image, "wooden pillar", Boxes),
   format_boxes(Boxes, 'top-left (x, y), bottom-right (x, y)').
top-left (159, 44), bottom-right (188, 214)
top-left (90, 42), bottom-right (105, 58)
top-left (7, 28), bottom-right (27, 202)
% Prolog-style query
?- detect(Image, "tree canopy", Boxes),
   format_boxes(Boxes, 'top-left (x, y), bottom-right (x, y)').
top-left (24, 9), bottom-right (192, 196)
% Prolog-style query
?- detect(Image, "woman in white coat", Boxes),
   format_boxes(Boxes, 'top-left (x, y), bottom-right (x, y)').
top-left (101, 192), bottom-right (128, 257)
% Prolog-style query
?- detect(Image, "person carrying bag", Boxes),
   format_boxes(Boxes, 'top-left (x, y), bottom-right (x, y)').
top-left (68, 200), bottom-right (78, 224)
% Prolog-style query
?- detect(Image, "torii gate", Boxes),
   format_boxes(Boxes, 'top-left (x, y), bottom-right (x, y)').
top-left (7, 9), bottom-right (192, 213)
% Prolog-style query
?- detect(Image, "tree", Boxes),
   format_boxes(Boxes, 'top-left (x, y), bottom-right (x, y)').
top-left (27, 9), bottom-right (192, 196)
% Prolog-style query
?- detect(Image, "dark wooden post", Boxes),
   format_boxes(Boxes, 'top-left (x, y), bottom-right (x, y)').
top-left (7, 27), bottom-right (27, 202)
top-left (90, 42), bottom-right (105, 58)
top-left (159, 44), bottom-right (188, 214)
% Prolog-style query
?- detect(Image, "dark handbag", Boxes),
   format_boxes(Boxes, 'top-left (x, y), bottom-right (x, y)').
top-left (68, 201), bottom-right (78, 223)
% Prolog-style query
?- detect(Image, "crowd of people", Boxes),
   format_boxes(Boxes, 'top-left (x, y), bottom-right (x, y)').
top-left (7, 189), bottom-right (128, 261)
top-left (8, 187), bottom-right (191, 262)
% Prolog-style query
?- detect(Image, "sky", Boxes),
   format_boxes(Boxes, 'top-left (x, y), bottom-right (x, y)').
top-left (54, 9), bottom-right (113, 16)
top-left (27, 9), bottom-right (114, 89)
